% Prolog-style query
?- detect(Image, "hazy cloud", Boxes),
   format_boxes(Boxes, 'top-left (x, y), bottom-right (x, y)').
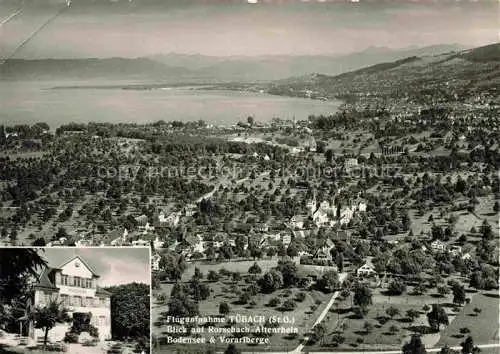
top-left (0, 0), bottom-right (497, 58)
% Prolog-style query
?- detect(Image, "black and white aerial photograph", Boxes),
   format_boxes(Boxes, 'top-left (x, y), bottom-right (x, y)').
top-left (0, 0), bottom-right (499, 354)
top-left (0, 247), bottom-right (151, 353)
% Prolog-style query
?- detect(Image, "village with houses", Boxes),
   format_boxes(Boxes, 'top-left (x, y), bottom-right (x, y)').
top-left (0, 38), bottom-right (499, 354)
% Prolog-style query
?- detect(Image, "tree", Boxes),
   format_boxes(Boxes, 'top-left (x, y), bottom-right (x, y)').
top-left (207, 270), bottom-right (220, 282)
top-left (414, 283), bottom-right (428, 295)
top-left (403, 334), bottom-right (427, 354)
top-left (406, 309), bottom-right (420, 323)
top-left (363, 321), bottom-right (374, 334)
top-left (427, 304), bottom-right (449, 332)
top-left (32, 238), bottom-right (46, 246)
top-left (224, 344), bottom-right (241, 354)
top-left (235, 235), bottom-right (246, 257)
top-left (190, 278), bottom-right (210, 301)
top-left (287, 243), bottom-right (299, 257)
top-left (268, 297), bottom-right (280, 307)
top-left (440, 344), bottom-right (459, 354)
top-left (194, 267), bottom-right (204, 280)
top-left (219, 302), bottom-right (230, 316)
top-left (0, 248), bottom-right (47, 321)
top-left (493, 201), bottom-right (499, 214)
top-left (281, 299), bottom-right (296, 311)
top-left (105, 283), bottom-right (150, 342)
top-left (461, 335), bottom-right (477, 354)
top-left (480, 220), bottom-right (493, 240)
top-left (232, 272), bottom-right (241, 283)
top-left (325, 149), bottom-right (334, 163)
top-left (452, 284), bottom-right (467, 306)
top-left (389, 324), bottom-right (399, 334)
top-left (387, 279), bottom-right (407, 296)
top-left (336, 252), bottom-right (344, 273)
top-left (276, 260), bottom-right (299, 288)
top-left (258, 270), bottom-right (283, 293)
top-left (353, 283), bottom-right (372, 316)
top-left (316, 270), bottom-right (340, 293)
top-left (309, 323), bottom-right (326, 344)
top-left (248, 262), bottom-right (262, 274)
top-left (386, 306), bottom-right (400, 320)
top-left (33, 298), bottom-right (70, 346)
top-left (469, 272), bottom-right (485, 291)
top-left (437, 286), bottom-right (450, 297)
top-left (159, 253), bottom-right (187, 281)
top-left (239, 292), bottom-right (251, 305)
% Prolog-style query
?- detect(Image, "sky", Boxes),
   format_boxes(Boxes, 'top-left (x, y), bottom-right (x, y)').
top-left (39, 247), bottom-right (151, 287)
top-left (0, 0), bottom-right (498, 59)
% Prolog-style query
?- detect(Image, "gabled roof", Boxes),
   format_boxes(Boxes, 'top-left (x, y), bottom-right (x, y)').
top-left (33, 267), bottom-right (59, 291)
top-left (56, 255), bottom-right (100, 278)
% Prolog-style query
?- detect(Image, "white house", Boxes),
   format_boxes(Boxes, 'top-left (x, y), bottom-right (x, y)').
top-left (30, 256), bottom-right (112, 343)
top-left (431, 240), bottom-right (447, 252)
top-left (313, 208), bottom-right (329, 226)
top-left (357, 262), bottom-right (377, 277)
top-left (308, 137), bottom-right (317, 152)
top-left (268, 233), bottom-right (282, 242)
top-left (290, 215), bottom-right (305, 230)
top-left (75, 238), bottom-right (93, 247)
top-left (186, 235), bottom-right (205, 255)
top-left (306, 194), bottom-right (317, 215)
top-left (313, 239), bottom-right (335, 261)
top-left (461, 253), bottom-right (472, 261)
top-left (184, 204), bottom-right (197, 217)
top-left (135, 215), bottom-right (148, 227)
top-left (339, 206), bottom-right (354, 225)
top-left (449, 245), bottom-right (462, 257)
top-left (153, 236), bottom-right (165, 250)
top-left (141, 222), bottom-right (155, 234)
top-left (158, 212), bottom-right (180, 228)
top-left (358, 202), bottom-right (367, 213)
top-left (282, 235), bottom-right (292, 246)
top-left (292, 230), bottom-right (308, 239)
top-left (345, 158), bottom-right (358, 170)
top-left (152, 254), bottom-right (162, 271)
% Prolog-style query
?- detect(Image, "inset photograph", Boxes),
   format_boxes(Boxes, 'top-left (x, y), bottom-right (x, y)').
top-left (0, 247), bottom-right (151, 354)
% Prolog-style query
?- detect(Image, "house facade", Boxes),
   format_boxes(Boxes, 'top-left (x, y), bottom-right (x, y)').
top-left (31, 256), bottom-right (112, 343)
top-left (152, 254), bottom-right (162, 271)
top-left (357, 262), bottom-right (377, 277)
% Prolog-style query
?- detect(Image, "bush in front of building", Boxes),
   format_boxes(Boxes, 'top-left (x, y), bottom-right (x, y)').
top-left (63, 331), bottom-right (79, 343)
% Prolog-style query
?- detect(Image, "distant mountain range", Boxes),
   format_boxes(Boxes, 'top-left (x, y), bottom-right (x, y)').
top-left (147, 44), bottom-right (466, 81)
top-left (1, 44), bottom-right (467, 82)
top-left (0, 57), bottom-right (191, 82)
top-left (264, 43), bottom-right (500, 102)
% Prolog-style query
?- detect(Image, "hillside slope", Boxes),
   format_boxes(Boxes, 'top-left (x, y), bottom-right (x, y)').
top-left (266, 43), bottom-right (500, 104)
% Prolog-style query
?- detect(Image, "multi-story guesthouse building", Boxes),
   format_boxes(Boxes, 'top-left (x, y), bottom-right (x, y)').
top-left (30, 255), bottom-right (112, 342)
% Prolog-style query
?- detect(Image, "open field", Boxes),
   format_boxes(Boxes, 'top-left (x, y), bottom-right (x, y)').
top-left (437, 291), bottom-right (500, 347)
top-left (307, 283), bottom-right (466, 351)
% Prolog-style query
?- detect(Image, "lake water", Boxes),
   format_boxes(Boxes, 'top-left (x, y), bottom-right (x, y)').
top-left (0, 81), bottom-right (341, 128)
